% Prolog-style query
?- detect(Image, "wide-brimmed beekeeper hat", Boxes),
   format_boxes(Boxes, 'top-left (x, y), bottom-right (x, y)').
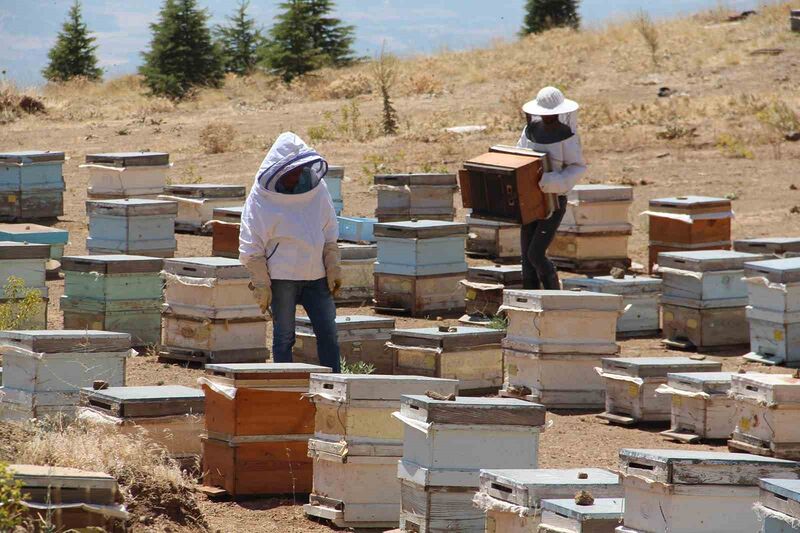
top-left (522, 86), bottom-right (579, 116)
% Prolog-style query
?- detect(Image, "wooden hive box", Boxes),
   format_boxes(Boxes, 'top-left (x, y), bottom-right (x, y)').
top-left (465, 215), bottom-right (522, 260)
top-left (10, 464), bottom-right (128, 532)
top-left (794, 9), bottom-right (800, 31)
top-left (210, 205), bottom-right (242, 258)
top-left (374, 270), bottom-right (466, 317)
top-left (374, 173), bottom-right (457, 222)
top-left (200, 363), bottom-right (330, 496)
top-left (86, 198), bottom-right (178, 257)
top-left (324, 166), bottom-right (344, 214)
top-left (756, 478), bottom-right (800, 532)
top-left (0, 240), bottom-right (49, 291)
top-left (745, 258), bottom-right (800, 313)
top-left (374, 220), bottom-right (467, 277)
top-left (659, 250), bottom-right (763, 304)
top-left (596, 357), bottom-right (722, 426)
top-left (390, 326), bottom-right (505, 393)
top-left (304, 374), bottom-right (458, 528)
top-left (0, 223), bottom-right (69, 261)
top-left (294, 315), bottom-right (395, 373)
top-left (78, 385), bottom-right (204, 460)
top-left (658, 372), bottom-right (737, 443)
top-left (562, 276), bottom-right (662, 337)
top-left (560, 184), bottom-right (633, 233)
top-left (617, 448), bottom-right (800, 533)
top-left (539, 498), bottom-right (624, 533)
top-left (549, 233), bottom-right (631, 275)
top-left (477, 468), bottom-right (622, 532)
top-left (461, 264), bottom-right (523, 323)
top-left (0, 151), bottom-right (65, 221)
top-left (338, 216), bottom-right (376, 243)
top-left (160, 184), bottom-right (245, 234)
top-left (83, 151), bottom-right (169, 199)
top-left (661, 303), bottom-right (749, 350)
top-left (735, 237), bottom-right (800, 257)
top-left (336, 242), bottom-right (376, 303)
top-left (396, 395), bottom-right (546, 533)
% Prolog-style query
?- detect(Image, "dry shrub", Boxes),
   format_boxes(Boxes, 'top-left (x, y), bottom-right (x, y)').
top-left (403, 71), bottom-right (444, 96)
top-left (0, 82), bottom-right (45, 124)
top-left (199, 122), bottom-right (236, 154)
top-left (316, 71), bottom-right (373, 100)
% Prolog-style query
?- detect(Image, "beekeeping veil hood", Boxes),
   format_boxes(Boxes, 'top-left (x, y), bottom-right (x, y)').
top-left (522, 86), bottom-right (579, 133)
top-left (254, 132), bottom-right (329, 192)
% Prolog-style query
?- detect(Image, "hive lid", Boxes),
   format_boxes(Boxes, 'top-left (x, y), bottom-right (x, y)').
top-left (760, 478), bottom-right (800, 504)
top-left (480, 468), bottom-right (620, 508)
top-left (562, 275), bottom-right (662, 295)
top-left (648, 196), bottom-right (731, 211)
top-left (0, 240), bottom-right (51, 260)
top-left (467, 264), bottom-right (523, 285)
top-left (744, 257), bottom-right (800, 284)
top-left (212, 206), bottom-right (243, 219)
top-left (0, 151), bottom-right (65, 164)
top-left (374, 173), bottom-right (456, 186)
top-left (85, 151), bottom-right (169, 167)
top-left (204, 362), bottom-right (331, 377)
top-left (400, 395), bottom-right (546, 427)
top-left (86, 198), bottom-right (178, 216)
top-left (164, 184), bottom-right (246, 199)
top-left (734, 237), bottom-right (800, 255)
top-left (338, 242), bottom-right (377, 260)
top-left (163, 257), bottom-right (248, 279)
top-left (601, 357), bottom-right (721, 378)
top-left (666, 372), bottom-right (735, 395)
top-left (81, 385), bottom-right (204, 417)
top-left (540, 498), bottom-right (624, 521)
top-left (503, 289), bottom-right (623, 312)
top-left (0, 224), bottom-right (69, 245)
top-left (296, 314), bottom-right (395, 331)
top-left (374, 220), bottom-right (467, 239)
top-left (567, 184), bottom-right (633, 203)
top-left (657, 250), bottom-right (763, 272)
top-left (730, 373), bottom-right (800, 404)
top-left (61, 255), bottom-right (163, 274)
top-left (465, 215), bottom-right (520, 228)
top-left (308, 374), bottom-right (458, 402)
top-left (619, 448), bottom-right (800, 485)
top-left (390, 326), bottom-right (505, 350)
top-left (0, 330), bottom-right (131, 353)
top-left (9, 464), bottom-right (117, 492)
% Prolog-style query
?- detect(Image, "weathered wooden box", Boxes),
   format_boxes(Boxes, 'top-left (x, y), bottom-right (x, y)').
top-left (661, 299), bottom-right (749, 349)
top-left (0, 223), bottom-right (69, 261)
top-left (338, 215), bottom-right (376, 243)
top-left (390, 326), bottom-right (505, 393)
top-left (0, 240), bottom-right (49, 292)
top-left (539, 498), bottom-right (624, 533)
top-left (374, 220), bottom-right (467, 276)
top-left (294, 315), bottom-right (395, 373)
top-left (465, 215), bottom-right (521, 260)
top-left (550, 232), bottom-right (630, 261)
top-left (617, 448), bottom-right (800, 533)
top-left (324, 166), bottom-right (344, 214)
top-left (337, 242), bottom-right (376, 303)
top-left (735, 237), bottom-right (800, 257)
top-left (744, 307), bottom-right (800, 366)
top-left (659, 249), bottom-right (762, 304)
top-left (86, 198), bottom-right (178, 257)
top-left (658, 372), bottom-right (737, 443)
top-left (648, 240), bottom-right (731, 276)
top-left (560, 184), bottom-right (633, 233)
top-left (84, 151), bottom-right (169, 199)
top-left (756, 478), bottom-right (800, 533)
top-left (374, 173), bottom-right (457, 222)
top-left (0, 151), bottom-right (65, 221)
top-left (461, 264), bottom-right (523, 322)
top-left (596, 357), bottom-right (721, 426)
top-left (210, 206), bottom-right (242, 258)
top-left (161, 313), bottom-right (267, 364)
top-left (374, 271), bottom-right (466, 317)
top-left (160, 184), bottom-right (245, 233)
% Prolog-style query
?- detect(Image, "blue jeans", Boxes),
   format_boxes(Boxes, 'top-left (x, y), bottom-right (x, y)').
top-left (271, 278), bottom-right (341, 372)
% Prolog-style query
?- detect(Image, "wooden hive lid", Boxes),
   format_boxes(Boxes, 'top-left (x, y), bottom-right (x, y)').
top-left (465, 214), bottom-right (520, 228)
top-left (0, 224), bottom-right (68, 244)
top-left (562, 275), bottom-right (662, 295)
top-left (735, 237), bottom-right (800, 255)
top-left (204, 362), bottom-right (331, 379)
top-left (85, 151), bottom-right (169, 167)
top-left (480, 468), bottom-right (620, 508)
top-left (326, 166), bottom-right (344, 178)
top-left (468, 264), bottom-right (523, 284)
top-left (61, 254), bottom-right (163, 274)
top-left (657, 250), bottom-right (764, 272)
top-left (601, 357), bottom-right (721, 378)
top-left (373, 219), bottom-right (467, 239)
top-left (666, 372), bottom-right (735, 395)
top-left (730, 373), bottom-right (800, 404)
top-left (464, 151), bottom-right (542, 172)
top-left (164, 184), bottom-right (246, 199)
top-left (0, 151), bottom-right (65, 164)
top-left (296, 314), bottom-right (395, 332)
top-left (0, 330), bottom-right (131, 353)
top-left (212, 205), bottom-right (243, 218)
top-left (81, 385), bottom-right (204, 417)
top-left (744, 257), bottom-right (800, 283)
top-left (648, 196), bottom-right (731, 211)
top-left (567, 184), bottom-right (633, 203)
top-left (86, 198), bottom-right (178, 216)
top-left (162, 256), bottom-right (248, 279)
top-left (0, 240), bottom-right (51, 260)
top-left (390, 326), bottom-right (505, 350)
top-left (760, 478), bottom-right (800, 504)
top-left (540, 498), bottom-right (624, 521)
top-left (374, 173), bottom-right (456, 186)
top-left (338, 242), bottom-right (377, 260)
top-left (9, 464), bottom-right (118, 493)
top-left (619, 448), bottom-right (800, 485)
top-left (503, 289), bottom-right (623, 312)
top-left (400, 395), bottom-right (546, 427)
top-left (308, 374), bottom-right (458, 402)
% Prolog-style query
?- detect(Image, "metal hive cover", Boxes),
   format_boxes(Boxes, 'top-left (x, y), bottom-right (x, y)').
top-left (540, 498), bottom-right (624, 521)
top-left (0, 151), bottom-right (65, 163)
top-left (85, 152), bottom-right (169, 167)
top-left (744, 257), bottom-right (800, 283)
top-left (657, 250), bottom-right (763, 272)
top-left (567, 184), bottom-right (633, 203)
top-left (601, 357), bottom-right (721, 378)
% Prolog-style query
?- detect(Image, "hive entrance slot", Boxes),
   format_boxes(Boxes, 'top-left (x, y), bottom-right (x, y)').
top-left (490, 483), bottom-right (512, 494)
top-left (628, 462), bottom-right (654, 471)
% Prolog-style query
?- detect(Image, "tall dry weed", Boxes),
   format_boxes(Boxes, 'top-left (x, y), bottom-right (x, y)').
top-left (199, 122), bottom-right (236, 154)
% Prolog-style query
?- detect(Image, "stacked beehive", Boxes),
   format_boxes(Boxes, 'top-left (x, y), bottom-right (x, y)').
top-left (293, 315), bottom-right (395, 373)
top-left (160, 257), bottom-right (268, 364)
top-left (389, 325), bottom-right (505, 394)
top-left (338, 215), bottom-right (376, 243)
top-left (563, 275), bottom-right (662, 337)
top-left (395, 395), bottom-right (546, 532)
top-left (460, 264), bottom-right (523, 324)
top-left (596, 357), bottom-right (721, 426)
top-left (539, 498), bottom-right (624, 533)
top-left (0, 223), bottom-right (69, 263)
top-left (465, 215), bottom-right (521, 261)
top-left (659, 250), bottom-right (763, 350)
top-left (550, 184), bottom-right (633, 274)
top-left (374, 173), bottom-right (457, 222)
top-left (86, 198), bottom-right (178, 258)
top-left (325, 165), bottom-right (344, 215)
top-left (755, 478), bottom-right (800, 532)
top-left (0, 241), bottom-right (50, 329)
top-left (657, 372), bottom-right (737, 443)
top-left (0, 151), bottom-right (65, 221)
top-left (210, 205), bottom-right (242, 258)
top-left (373, 220), bottom-right (467, 316)
top-left (60, 255), bottom-right (163, 347)
top-left (500, 289), bottom-right (622, 409)
top-left (616, 449), bottom-right (800, 533)
top-left (735, 237), bottom-right (800, 257)
top-left (0, 330), bottom-right (130, 421)
top-left (304, 374), bottom-right (458, 528)
top-left (83, 151), bottom-right (169, 199)
top-left (743, 258), bottom-right (800, 366)
top-left (337, 242), bottom-right (376, 304)
top-left (645, 195), bottom-right (733, 273)
top-left (199, 362), bottom-right (330, 496)
top-left (159, 184), bottom-right (245, 234)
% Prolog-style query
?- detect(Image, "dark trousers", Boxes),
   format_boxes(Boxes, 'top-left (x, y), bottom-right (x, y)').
top-left (520, 195), bottom-right (567, 290)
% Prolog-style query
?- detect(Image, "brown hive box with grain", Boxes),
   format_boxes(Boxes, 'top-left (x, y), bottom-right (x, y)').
top-left (657, 372), bottom-right (737, 443)
top-left (210, 205), bottom-right (242, 258)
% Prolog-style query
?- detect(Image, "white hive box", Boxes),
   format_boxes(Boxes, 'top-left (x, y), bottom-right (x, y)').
top-left (476, 468), bottom-right (622, 532)
top-left (562, 275), bottom-right (662, 337)
top-left (0, 240), bottom-right (49, 292)
top-left (84, 152), bottom-right (169, 199)
top-left (617, 448), bottom-right (800, 533)
top-left (461, 264), bottom-right (523, 323)
top-left (337, 242), bottom-right (376, 304)
top-left (658, 250), bottom-right (763, 305)
top-left (540, 498), bottom-right (624, 533)
top-left (159, 184), bottom-right (245, 233)
top-left (396, 395), bottom-right (546, 533)
top-left (756, 478), bottom-right (800, 533)
top-left (304, 374), bottom-right (458, 528)
top-left (735, 237), bottom-right (800, 257)
top-left (86, 198), bottom-right (178, 258)
top-left (658, 372), bottom-right (737, 443)
top-left (465, 215), bottom-right (522, 260)
top-left (294, 315), bottom-right (395, 373)
top-left (596, 357), bottom-right (722, 426)
top-left (729, 373), bottom-right (800, 459)
top-left (560, 184), bottom-right (633, 233)
top-left (374, 173), bottom-right (457, 222)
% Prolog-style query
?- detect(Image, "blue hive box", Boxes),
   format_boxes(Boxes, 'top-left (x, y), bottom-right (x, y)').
top-left (0, 151), bottom-right (65, 221)
top-left (374, 220), bottom-right (467, 276)
top-left (86, 199), bottom-right (177, 258)
top-left (338, 216), bottom-right (376, 243)
top-left (0, 223), bottom-right (69, 260)
top-left (325, 166), bottom-right (343, 215)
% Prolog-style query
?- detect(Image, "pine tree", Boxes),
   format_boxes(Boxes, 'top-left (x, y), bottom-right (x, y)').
top-left (140, 0), bottom-right (224, 99)
top-left (307, 0), bottom-right (355, 66)
top-left (520, 0), bottom-right (580, 35)
top-left (42, 1), bottom-right (102, 82)
top-left (215, 0), bottom-right (263, 75)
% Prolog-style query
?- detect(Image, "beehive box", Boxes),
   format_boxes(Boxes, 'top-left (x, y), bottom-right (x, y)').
top-left (658, 250), bottom-right (762, 304)
top-left (560, 184), bottom-right (633, 233)
top-left (661, 302), bottom-right (749, 350)
top-left (562, 276), bottom-right (662, 337)
top-left (735, 237), bottom-right (800, 257)
top-left (465, 215), bottom-right (522, 260)
top-left (657, 372), bottom-right (737, 443)
top-left (374, 271), bottom-right (466, 317)
top-left (374, 173), bottom-right (457, 222)
top-left (461, 264), bottom-right (523, 322)
top-left (648, 240), bottom-right (732, 276)
top-left (756, 478), bottom-right (800, 533)
top-left (86, 199), bottom-right (178, 257)
top-left (294, 315), bottom-right (395, 373)
top-left (549, 231), bottom-right (630, 261)
top-left (390, 326), bottom-right (505, 393)
top-left (793, 9), bottom-right (800, 32)
top-left (0, 223), bottom-right (69, 261)
top-left (325, 166), bottom-right (344, 214)
top-left (336, 242), bottom-right (376, 303)
top-left (0, 151), bottom-right (65, 221)
top-left (0, 240), bottom-right (49, 291)
top-left (374, 220), bottom-right (467, 276)
top-left (78, 385), bottom-right (204, 460)
top-left (84, 151), bottom-right (169, 199)
top-left (338, 215), bottom-right (376, 243)
top-left (539, 498), bottom-right (624, 533)
top-left (596, 357), bottom-right (722, 426)
top-left (617, 448), bottom-right (800, 533)
top-left (160, 184), bottom-right (245, 233)
top-left (210, 206), bottom-right (242, 258)
top-left (477, 468), bottom-right (622, 532)
top-left (728, 373), bottom-right (800, 459)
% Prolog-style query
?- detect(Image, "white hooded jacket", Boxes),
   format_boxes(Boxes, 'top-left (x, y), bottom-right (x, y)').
top-left (517, 118), bottom-right (586, 195)
top-left (239, 132), bottom-right (338, 281)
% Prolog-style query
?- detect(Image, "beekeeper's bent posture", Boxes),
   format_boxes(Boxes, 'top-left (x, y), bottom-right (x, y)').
top-left (239, 132), bottom-right (342, 372)
top-left (516, 86), bottom-right (587, 290)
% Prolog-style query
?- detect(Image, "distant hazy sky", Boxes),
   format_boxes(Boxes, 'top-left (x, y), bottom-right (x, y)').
top-left (0, 0), bottom-right (757, 86)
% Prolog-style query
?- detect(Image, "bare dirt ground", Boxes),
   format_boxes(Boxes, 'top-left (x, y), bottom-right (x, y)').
top-left (2, 4), bottom-right (800, 531)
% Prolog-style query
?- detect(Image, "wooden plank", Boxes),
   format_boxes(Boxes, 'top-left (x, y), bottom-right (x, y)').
top-left (0, 330), bottom-right (131, 353)
top-left (203, 385), bottom-right (315, 437)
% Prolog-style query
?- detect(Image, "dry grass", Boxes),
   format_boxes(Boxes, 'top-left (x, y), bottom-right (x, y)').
top-left (199, 122), bottom-right (236, 154)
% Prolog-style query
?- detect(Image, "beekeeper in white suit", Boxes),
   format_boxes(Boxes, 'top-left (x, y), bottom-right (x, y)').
top-left (239, 132), bottom-right (342, 372)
